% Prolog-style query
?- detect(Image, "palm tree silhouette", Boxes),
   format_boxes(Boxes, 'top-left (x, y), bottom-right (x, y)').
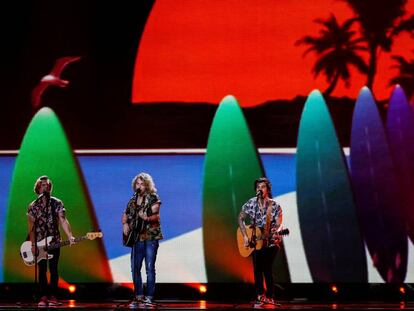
top-left (390, 54), bottom-right (414, 101)
top-left (342, 0), bottom-right (414, 90)
top-left (296, 14), bottom-right (368, 96)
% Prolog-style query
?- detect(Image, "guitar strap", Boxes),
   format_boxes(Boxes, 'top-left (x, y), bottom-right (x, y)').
top-left (264, 200), bottom-right (272, 247)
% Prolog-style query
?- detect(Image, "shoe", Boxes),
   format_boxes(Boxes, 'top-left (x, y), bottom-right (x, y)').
top-left (129, 300), bottom-right (138, 309)
top-left (37, 296), bottom-right (48, 307)
top-left (254, 295), bottom-right (264, 308)
top-left (264, 297), bottom-right (281, 307)
top-left (48, 296), bottom-right (62, 306)
top-left (142, 297), bottom-right (157, 308)
top-left (129, 297), bottom-right (141, 309)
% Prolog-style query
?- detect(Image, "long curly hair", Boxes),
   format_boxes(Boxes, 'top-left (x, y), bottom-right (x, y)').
top-left (131, 172), bottom-right (157, 194)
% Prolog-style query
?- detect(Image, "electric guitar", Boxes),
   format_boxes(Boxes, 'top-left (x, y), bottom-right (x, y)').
top-left (236, 226), bottom-right (289, 257)
top-left (20, 231), bottom-right (103, 266)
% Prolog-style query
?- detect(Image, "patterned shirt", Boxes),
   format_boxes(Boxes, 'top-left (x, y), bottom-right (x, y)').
top-left (241, 197), bottom-right (283, 246)
top-left (27, 196), bottom-right (65, 242)
top-left (124, 192), bottom-right (163, 242)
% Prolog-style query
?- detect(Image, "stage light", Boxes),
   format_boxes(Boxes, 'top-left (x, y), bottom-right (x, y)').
top-left (400, 286), bottom-right (406, 294)
top-left (68, 285), bottom-right (76, 293)
top-left (199, 285), bottom-right (207, 294)
top-left (330, 284), bottom-right (338, 294)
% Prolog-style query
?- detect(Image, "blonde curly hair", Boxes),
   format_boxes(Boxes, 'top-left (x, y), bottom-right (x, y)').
top-left (131, 172), bottom-right (157, 194)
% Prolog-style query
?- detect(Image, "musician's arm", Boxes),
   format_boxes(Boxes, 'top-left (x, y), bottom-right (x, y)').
top-left (27, 215), bottom-right (36, 252)
top-left (238, 211), bottom-right (249, 246)
top-left (275, 207), bottom-right (283, 230)
top-left (271, 206), bottom-right (283, 243)
top-left (59, 212), bottom-right (75, 245)
top-left (121, 212), bottom-right (130, 234)
top-left (121, 213), bottom-right (127, 224)
top-left (27, 216), bottom-right (38, 256)
top-left (27, 216), bottom-right (34, 242)
top-left (139, 203), bottom-right (160, 223)
top-left (27, 204), bottom-right (37, 254)
top-left (238, 211), bottom-right (248, 236)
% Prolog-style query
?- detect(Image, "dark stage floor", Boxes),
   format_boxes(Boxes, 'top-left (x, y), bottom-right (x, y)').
top-left (1, 283), bottom-right (413, 310)
top-left (0, 300), bottom-right (412, 310)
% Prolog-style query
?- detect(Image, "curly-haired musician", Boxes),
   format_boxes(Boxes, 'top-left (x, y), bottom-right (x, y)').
top-left (122, 172), bottom-right (163, 308)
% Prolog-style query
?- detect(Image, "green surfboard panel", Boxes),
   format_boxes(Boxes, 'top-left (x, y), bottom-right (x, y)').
top-left (202, 95), bottom-right (290, 282)
top-left (296, 90), bottom-right (367, 282)
top-left (3, 107), bottom-right (112, 282)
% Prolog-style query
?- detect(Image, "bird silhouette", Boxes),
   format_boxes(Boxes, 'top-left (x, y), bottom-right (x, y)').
top-left (31, 56), bottom-right (81, 109)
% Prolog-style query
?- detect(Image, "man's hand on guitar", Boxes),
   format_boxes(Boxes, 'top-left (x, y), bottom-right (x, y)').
top-left (271, 227), bottom-right (282, 245)
top-left (31, 244), bottom-right (39, 257)
top-left (243, 235), bottom-right (249, 247)
top-left (69, 236), bottom-right (76, 246)
top-left (138, 210), bottom-right (148, 221)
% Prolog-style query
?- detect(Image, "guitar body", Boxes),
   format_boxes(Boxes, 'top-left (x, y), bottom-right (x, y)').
top-left (237, 226), bottom-right (263, 258)
top-left (122, 230), bottom-right (135, 247)
top-left (237, 227), bottom-right (290, 257)
top-left (20, 236), bottom-right (55, 266)
top-left (122, 208), bottom-right (146, 247)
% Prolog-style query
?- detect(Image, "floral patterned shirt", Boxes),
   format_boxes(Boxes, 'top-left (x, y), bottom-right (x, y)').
top-left (241, 197), bottom-right (283, 246)
top-left (27, 196), bottom-right (65, 242)
top-left (124, 192), bottom-right (163, 242)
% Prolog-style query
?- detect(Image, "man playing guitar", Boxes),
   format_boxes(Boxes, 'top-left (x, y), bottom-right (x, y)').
top-left (238, 177), bottom-right (283, 308)
top-left (27, 176), bottom-right (75, 307)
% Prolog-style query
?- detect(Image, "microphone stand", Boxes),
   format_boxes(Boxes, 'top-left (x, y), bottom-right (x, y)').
top-left (131, 190), bottom-right (140, 302)
top-left (43, 193), bottom-right (50, 298)
top-left (251, 193), bottom-right (260, 248)
top-left (251, 191), bottom-right (263, 248)
top-left (31, 193), bottom-right (44, 302)
top-left (33, 217), bottom-right (39, 301)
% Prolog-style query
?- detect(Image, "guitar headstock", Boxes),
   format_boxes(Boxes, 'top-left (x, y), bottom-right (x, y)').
top-left (86, 232), bottom-right (103, 240)
top-left (278, 228), bottom-right (290, 236)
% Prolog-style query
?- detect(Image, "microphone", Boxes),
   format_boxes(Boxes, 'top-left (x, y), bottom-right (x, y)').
top-left (256, 190), bottom-right (262, 197)
top-left (136, 188), bottom-right (141, 195)
top-left (37, 192), bottom-right (50, 200)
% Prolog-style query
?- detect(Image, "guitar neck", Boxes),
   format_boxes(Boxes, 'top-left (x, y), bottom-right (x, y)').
top-left (252, 229), bottom-right (289, 241)
top-left (46, 236), bottom-right (87, 250)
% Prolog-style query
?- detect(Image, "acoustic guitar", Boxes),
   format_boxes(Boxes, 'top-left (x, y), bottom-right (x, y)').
top-left (122, 208), bottom-right (147, 247)
top-left (236, 226), bottom-right (289, 257)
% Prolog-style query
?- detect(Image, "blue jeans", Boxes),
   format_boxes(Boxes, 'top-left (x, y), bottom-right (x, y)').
top-left (131, 240), bottom-right (159, 298)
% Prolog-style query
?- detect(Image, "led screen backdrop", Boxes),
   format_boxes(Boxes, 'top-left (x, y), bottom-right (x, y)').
top-left (1, 152), bottom-right (414, 283)
top-left (2, 0), bottom-right (414, 285)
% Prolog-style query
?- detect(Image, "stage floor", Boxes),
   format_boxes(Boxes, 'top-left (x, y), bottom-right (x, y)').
top-left (0, 300), bottom-right (412, 310)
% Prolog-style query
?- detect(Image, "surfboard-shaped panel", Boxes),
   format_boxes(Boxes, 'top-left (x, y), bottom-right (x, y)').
top-left (297, 90), bottom-right (366, 282)
top-left (3, 107), bottom-right (112, 282)
top-left (202, 95), bottom-right (291, 282)
top-left (386, 85), bottom-right (414, 244)
top-left (350, 87), bottom-right (407, 282)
